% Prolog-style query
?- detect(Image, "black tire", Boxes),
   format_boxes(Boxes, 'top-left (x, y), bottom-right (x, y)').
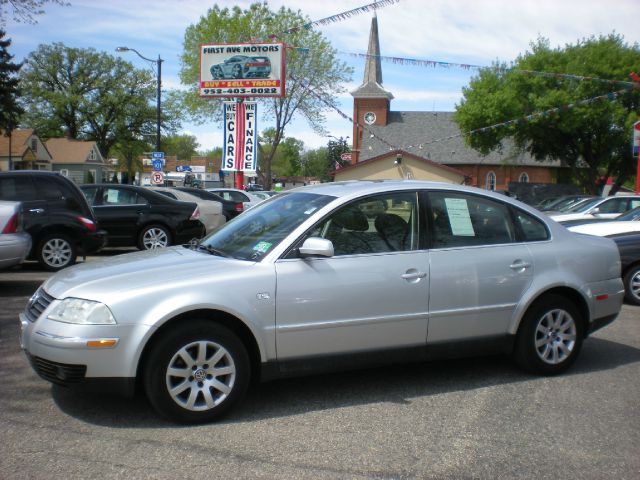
top-left (513, 294), bottom-right (584, 375)
top-left (36, 233), bottom-right (77, 271)
top-left (143, 321), bottom-right (250, 424)
top-left (137, 225), bottom-right (171, 250)
top-left (211, 66), bottom-right (222, 79)
top-left (623, 265), bottom-right (640, 306)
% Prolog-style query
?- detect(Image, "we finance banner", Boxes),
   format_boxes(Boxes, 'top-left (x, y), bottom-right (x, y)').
top-left (222, 101), bottom-right (257, 172)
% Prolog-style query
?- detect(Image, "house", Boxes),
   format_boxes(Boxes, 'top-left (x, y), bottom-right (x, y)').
top-left (0, 129), bottom-right (52, 171)
top-left (345, 14), bottom-right (562, 190)
top-left (45, 137), bottom-right (112, 184)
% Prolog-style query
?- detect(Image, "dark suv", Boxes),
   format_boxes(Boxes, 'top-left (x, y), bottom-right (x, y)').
top-left (0, 171), bottom-right (106, 270)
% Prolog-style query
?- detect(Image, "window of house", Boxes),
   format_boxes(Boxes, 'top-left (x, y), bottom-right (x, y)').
top-left (485, 171), bottom-right (496, 191)
top-left (30, 138), bottom-right (37, 152)
top-left (519, 172), bottom-right (529, 183)
top-left (429, 191), bottom-right (515, 248)
top-left (60, 169), bottom-right (69, 177)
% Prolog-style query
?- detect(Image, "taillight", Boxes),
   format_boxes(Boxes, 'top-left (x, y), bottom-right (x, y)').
top-left (190, 206), bottom-right (201, 220)
top-left (2, 213), bottom-right (19, 234)
top-left (235, 202), bottom-right (244, 213)
top-left (77, 216), bottom-right (97, 232)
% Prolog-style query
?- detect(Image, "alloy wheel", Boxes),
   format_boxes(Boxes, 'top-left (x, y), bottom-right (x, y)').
top-left (534, 308), bottom-right (577, 365)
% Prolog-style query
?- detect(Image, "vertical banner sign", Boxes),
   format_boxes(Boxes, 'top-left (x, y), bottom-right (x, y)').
top-left (634, 121), bottom-right (640, 194)
top-left (223, 101), bottom-right (258, 172)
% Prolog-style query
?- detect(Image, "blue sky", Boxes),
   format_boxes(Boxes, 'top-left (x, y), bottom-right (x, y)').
top-left (3, 0), bottom-right (638, 153)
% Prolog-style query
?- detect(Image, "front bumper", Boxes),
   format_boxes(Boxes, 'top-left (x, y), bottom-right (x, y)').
top-left (79, 229), bottom-right (107, 255)
top-left (20, 303), bottom-right (153, 395)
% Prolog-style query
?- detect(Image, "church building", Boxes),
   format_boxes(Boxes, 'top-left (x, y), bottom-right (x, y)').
top-left (336, 14), bottom-right (562, 190)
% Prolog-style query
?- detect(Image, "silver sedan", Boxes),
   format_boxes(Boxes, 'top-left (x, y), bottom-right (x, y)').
top-left (19, 181), bottom-right (624, 423)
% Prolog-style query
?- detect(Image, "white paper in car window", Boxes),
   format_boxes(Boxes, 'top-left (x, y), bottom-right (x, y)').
top-left (444, 198), bottom-right (475, 236)
top-left (106, 190), bottom-right (120, 203)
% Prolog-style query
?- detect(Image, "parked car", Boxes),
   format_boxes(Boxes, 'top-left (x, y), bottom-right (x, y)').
top-left (205, 187), bottom-right (262, 210)
top-left (0, 171), bottom-right (106, 271)
top-left (609, 232), bottom-right (640, 306)
top-left (550, 195), bottom-right (640, 223)
top-left (0, 201), bottom-right (31, 270)
top-left (245, 183), bottom-right (264, 191)
top-left (251, 191), bottom-right (279, 201)
top-left (567, 207), bottom-right (640, 236)
top-left (174, 186), bottom-right (244, 220)
top-left (80, 184), bottom-right (204, 250)
top-left (20, 181), bottom-right (623, 423)
top-left (210, 55), bottom-right (271, 79)
top-left (535, 195), bottom-right (595, 212)
top-left (148, 187), bottom-right (225, 234)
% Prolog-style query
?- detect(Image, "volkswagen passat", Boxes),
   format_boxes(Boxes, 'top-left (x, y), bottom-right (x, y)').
top-left (19, 181), bottom-right (624, 423)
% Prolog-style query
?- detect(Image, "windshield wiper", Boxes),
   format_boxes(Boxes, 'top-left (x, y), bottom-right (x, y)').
top-left (197, 244), bottom-right (230, 258)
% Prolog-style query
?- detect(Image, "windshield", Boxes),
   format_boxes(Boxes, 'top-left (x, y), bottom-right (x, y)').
top-left (565, 198), bottom-right (601, 213)
top-left (193, 192), bottom-right (334, 261)
top-left (617, 207), bottom-right (640, 221)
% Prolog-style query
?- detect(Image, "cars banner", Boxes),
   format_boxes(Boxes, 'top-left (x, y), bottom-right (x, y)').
top-left (200, 43), bottom-right (285, 98)
top-left (222, 101), bottom-right (257, 172)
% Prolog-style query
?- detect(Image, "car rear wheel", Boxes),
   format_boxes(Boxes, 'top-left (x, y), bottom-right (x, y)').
top-left (623, 265), bottom-right (640, 305)
top-left (138, 225), bottom-right (171, 250)
top-left (514, 294), bottom-right (583, 375)
top-left (36, 233), bottom-right (77, 271)
top-left (232, 65), bottom-right (242, 79)
top-left (143, 321), bottom-right (250, 423)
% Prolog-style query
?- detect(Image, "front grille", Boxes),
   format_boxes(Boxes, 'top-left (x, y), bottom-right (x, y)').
top-left (24, 288), bottom-right (55, 322)
top-left (27, 354), bottom-right (87, 386)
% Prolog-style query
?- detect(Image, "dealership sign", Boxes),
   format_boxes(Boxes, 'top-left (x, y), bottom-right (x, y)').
top-left (222, 102), bottom-right (257, 172)
top-left (199, 43), bottom-right (285, 98)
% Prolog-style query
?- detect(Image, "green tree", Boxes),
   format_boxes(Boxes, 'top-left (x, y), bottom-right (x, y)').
top-left (327, 136), bottom-right (351, 173)
top-left (454, 34), bottom-right (640, 194)
top-left (163, 133), bottom-right (200, 160)
top-left (178, 2), bottom-right (352, 189)
top-left (0, 0), bottom-right (69, 25)
top-left (110, 137), bottom-right (149, 184)
top-left (19, 43), bottom-right (178, 156)
top-left (300, 146), bottom-right (330, 180)
top-left (0, 30), bottom-right (23, 139)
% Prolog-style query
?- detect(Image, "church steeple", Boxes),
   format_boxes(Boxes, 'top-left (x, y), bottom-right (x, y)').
top-left (350, 13), bottom-right (393, 164)
top-left (351, 13), bottom-right (393, 99)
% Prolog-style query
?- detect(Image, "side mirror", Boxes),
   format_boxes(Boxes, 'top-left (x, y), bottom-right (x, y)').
top-left (591, 207), bottom-right (601, 216)
top-left (299, 237), bottom-right (334, 258)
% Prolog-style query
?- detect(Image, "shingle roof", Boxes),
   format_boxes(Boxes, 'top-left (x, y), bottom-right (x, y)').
top-left (0, 129), bottom-right (35, 157)
top-left (45, 137), bottom-right (103, 164)
top-left (358, 111), bottom-right (561, 167)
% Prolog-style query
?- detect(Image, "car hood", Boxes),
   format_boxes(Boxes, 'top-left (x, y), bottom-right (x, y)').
top-left (568, 221), bottom-right (640, 237)
top-left (42, 246), bottom-right (252, 300)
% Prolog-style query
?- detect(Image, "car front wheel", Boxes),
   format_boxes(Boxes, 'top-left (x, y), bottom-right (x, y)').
top-left (36, 233), bottom-right (77, 271)
top-left (623, 265), bottom-right (640, 306)
top-left (514, 294), bottom-right (584, 375)
top-left (143, 321), bottom-right (250, 423)
top-left (138, 225), bottom-right (171, 250)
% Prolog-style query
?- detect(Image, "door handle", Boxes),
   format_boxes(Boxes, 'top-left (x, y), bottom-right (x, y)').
top-left (401, 271), bottom-right (427, 280)
top-left (29, 208), bottom-right (45, 214)
top-left (510, 260), bottom-right (531, 270)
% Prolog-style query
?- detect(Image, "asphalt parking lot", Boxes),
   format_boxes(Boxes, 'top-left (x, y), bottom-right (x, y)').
top-left (0, 253), bottom-right (639, 480)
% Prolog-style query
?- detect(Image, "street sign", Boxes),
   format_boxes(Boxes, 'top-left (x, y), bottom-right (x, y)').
top-left (176, 165), bottom-right (192, 172)
top-left (151, 171), bottom-right (165, 185)
top-left (340, 152), bottom-right (352, 162)
top-left (152, 159), bottom-right (163, 171)
top-left (152, 151), bottom-right (165, 160)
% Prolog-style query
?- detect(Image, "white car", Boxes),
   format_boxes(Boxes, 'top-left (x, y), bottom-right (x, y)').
top-left (149, 187), bottom-right (225, 234)
top-left (205, 187), bottom-right (262, 210)
top-left (568, 207), bottom-right (640, 237)
top-left (550, 195), bottom-right (640, 223)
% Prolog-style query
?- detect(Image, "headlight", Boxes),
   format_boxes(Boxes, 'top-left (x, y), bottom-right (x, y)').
top-left (47, 298), bottom-right (116, 325)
